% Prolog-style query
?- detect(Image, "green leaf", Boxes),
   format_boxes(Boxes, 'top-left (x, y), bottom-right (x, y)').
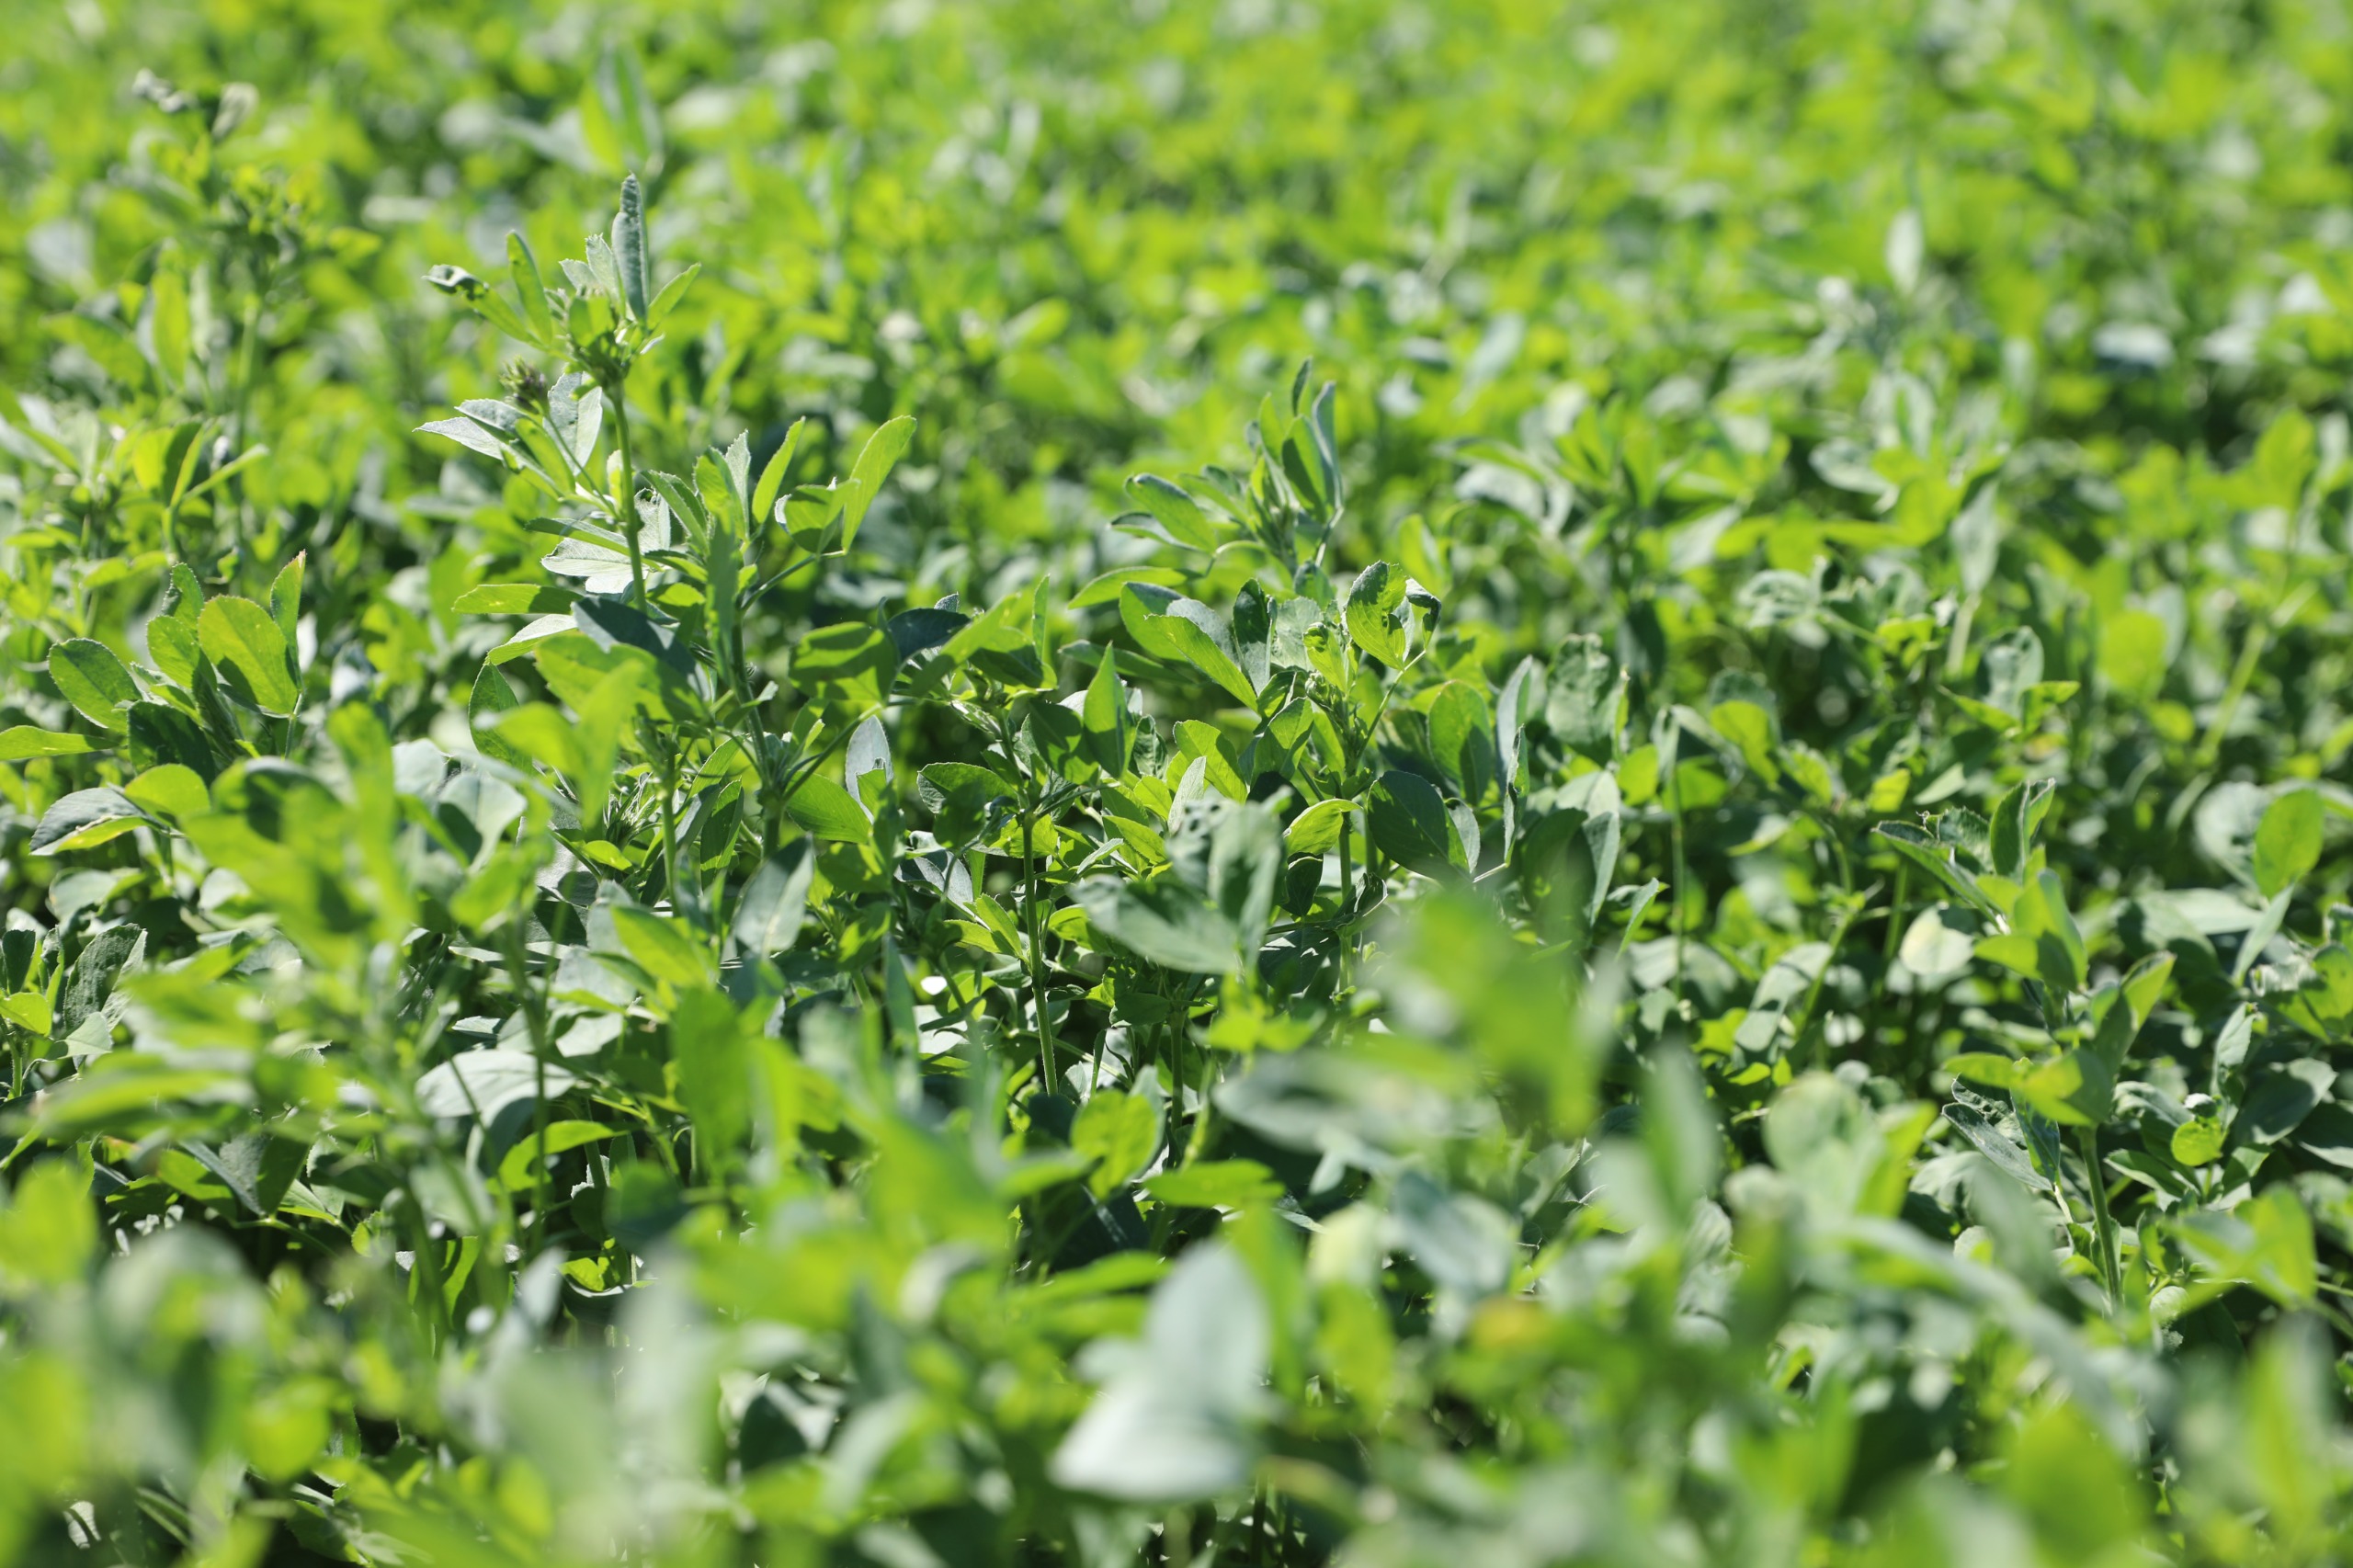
top-left (146, 268), bottom-right (191, 382)
top-left (2120, 949), bottom-right (2175, 1026)
top-left (732, 846), bottom-right (816, 959)
top-left (1049, 1243), bottom-right (1267, 1501)
top-left (1284, 797), bottom-right (1355, 856)
top-left (645, 261), bottom-right (700, 331)
top-left (0, 993), bottom-right (51, 1038)
top-left (498, 1120), bottom-right (616, 1192)
top-left (1023, 699), bottom-right (1096, 786)
top-left (178, 443), bottom-right (268, 505)
top-left (1988, 778), bottom-right (2055, 881)
top-left (1872, 822), bottom-right (1999, 917)
top-left (269, 551), bottom-right (305, 650)
top-left (1545, 634), bottom-right (1622, 760)
top-left (2018, 1049), bottom-right (2113, 1126)
top-left (2236, 1066), bottom-right (2325, 1146)
top-left (486, 703), bottom-right (583, 779)
top-left (1124, 474), bottom-right (1222, 551)
top-left (122, 764), bottom-right (210, 823)
top-left (1071, 876), bottom-right (1245, 975)
top-left (2278, 944), bottom-right (2353, 1040)
top-left (610, 906), bottom-right (715, 989)
top-left (0, 727), bottom-right (106, 760)
top-left (30, 788), bottom-right (152, 855)
top-left (1074, 1090), bottom-right (1161, 1199)
top-left (1426, 681), bottom-right (1493, 795)
top-left (2170, 1116), bottom-right (2226, 1166)
top-left (1941, 1100), bottom-right (2054, 1193)
top-left (780, 484), bottom-right (846, 554)
top-left (918, 762), bottom-right (1010, 845)
top-left (2098, 608), bottom-right (2168, 699)
top-left (468, 662), bottom-right (535, 774)
top-left (2255, 790), bottom-right (2324, 897)
top-left (48, 639), bottom-right (139, 733)
top-left (946, 582), bottom-right (1042, 669)
top-left (1074, 565), bottom-right (1187, 609)
top-left (1154, 606), bottom-right (1260, 710)
top-left (839, 415), bottom-right (915, 551)
top-left (1945, 1052), bottom-right (2028, 1092)
top-left (1368, 769), bottom-right (1465, 878)
top-left (1711, 700), bottom-right (1779, 787)
top-left (198, 597), bottom-right (300, 715)
top-left (784, 775), bottom-right (872, 845)
top-left (415, 1050), bottom-right (576, 1120)
top-left (2009, 869), bottom-right (2087, 993)
top-left (1972, 933), bottom-right (2039, 979)
top-left (1083, 648), bottom-right (1134, 776)
top-left (146, 616), bottom-right (201, 689)
top-left (1947, 1050), bottom-right (2109, 1126)
top-left (2172, 1187), bottom-right (2317, 1308)
top-left (2089, 950), bottom-right (2174, 1074)
top-left (449, 843), bottom-right (542, 933)
top-left (0, 1162), bottom-right (97, 1290)
top-left (127, 702), bottom-right (217, 779)
top-left (917, 762), bottom-right (1012, 813)
top-left (1516, 804), bottom-right (1614, 943)
top-left (790, 622), bottom-right (896, 707)
top-left (1116, 583), bottom-right (1188, 664)
top-left (507, 231), bottom-right (555, 346)
top-left (751, 417), bottom-right (810, 523)
top-left (1143, 1160), bottom-right (1281, 1210)
top-left (452, 583), bottom-right (577, 615)
top-left (670, 987), bottom-right (751, 1175)
top-left (1939, 687), bottom-right (2024, 733)
top-left (1170, 722), bottom-right (1247, 802)
top-left (1898, 903), bottom-right (1979, 979)
top-left (1344, 560), bottom-right (1409, 667)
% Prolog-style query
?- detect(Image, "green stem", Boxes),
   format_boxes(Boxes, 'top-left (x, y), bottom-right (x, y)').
top-left (1184, 1059), bottom-right (1215, 1164)
top-left (2078, 1124), bottom-right (2121, 1310)
top-left (1020, 788), bottom-right (1058, 1090)
top-left (233, 290), bottom-right (265, 453)
top-left (1798, 896), bottom-right (1865, 1073)
top-left (1882, 864), bottom-right (1909, 966)
top-left (1167, 1007), bottom-right (1188, 1163)
top-left (400, 1198), bottom-right (454, 1347)
top-left (1667, 756), bottom-right (1688, 1011)
top-left (1335, 806), bottom-right (1360, 992)
top-left (2194, 617), bottom-right (2268, 768)
top-left (504, 921), bottom-right (556, 1256)
top-left (1943, 591), bottom-right (1978, 681)
top-left (657, 736), bottom-right (685, 915)
top-left (610, 383), bottom-right (645, 609)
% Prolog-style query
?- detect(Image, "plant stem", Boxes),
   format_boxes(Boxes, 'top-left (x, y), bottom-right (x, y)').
top-left (1336, 807), bottom-right (1359, 987)
top-left (233, 289), bottom-right (265, 453)
top-left (1020, 788), bottom-right (1058, 1090)
top-left (1882, 863), bottom-right (1909, 965)
top-left (1667, 755), bottom-right (1688, 1011)
top-left (657, 735), bottom-right (686, 915)
top-left (610, 382), bottom-right (645, 608)
top-left (505, 920), bottom-right (556, 1255)
top-left (1798, 896), bottom-right (1865, 1072)
top-left (2195, 618), bottom-right (2268, 769)
top-left (2078, 1124), bottom-right (2121, 1310)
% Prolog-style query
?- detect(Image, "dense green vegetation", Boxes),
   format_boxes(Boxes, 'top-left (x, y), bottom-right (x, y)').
top-left (7, 0), bottom-right (2353, 1562)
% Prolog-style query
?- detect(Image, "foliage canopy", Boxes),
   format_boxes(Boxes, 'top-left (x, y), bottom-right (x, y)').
top-left (6, 0), bottom-right (2353, 1563)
